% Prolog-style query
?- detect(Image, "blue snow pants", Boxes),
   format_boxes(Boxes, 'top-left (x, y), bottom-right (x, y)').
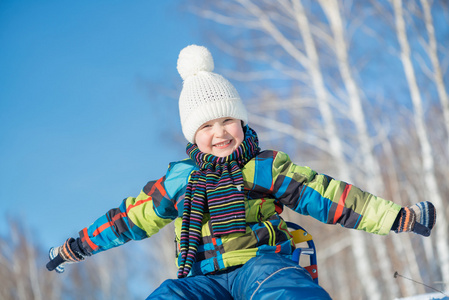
top-left (147, 254), bottom-right (331, 299)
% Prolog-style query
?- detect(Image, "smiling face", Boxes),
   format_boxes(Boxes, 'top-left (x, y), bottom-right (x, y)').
top-left (194, 117), bottom-right (245, 157)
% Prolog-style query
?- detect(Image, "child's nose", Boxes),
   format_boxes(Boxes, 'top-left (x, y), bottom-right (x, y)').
top-left (214, 124), bottom-right (226, 137)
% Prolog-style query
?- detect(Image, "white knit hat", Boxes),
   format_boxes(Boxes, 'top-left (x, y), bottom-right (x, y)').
top-left (177, 45), bottom-right (248, 143)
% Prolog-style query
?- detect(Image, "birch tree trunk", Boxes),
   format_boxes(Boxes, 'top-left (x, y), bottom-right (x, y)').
top-left (391, 0), bottom-right (449, 288)
top-left (420, 0), bottom-right (449, 153)
top-left (25, 236), bottom-right (43, 300)
top-left (290, 1), bottom-right (383, 298)
top-left (288, 0), bottom-right (348, 172)
top-left (382, 133), bottom-right (424, 295)
top-left (318, 0), bottom-right (408, 297)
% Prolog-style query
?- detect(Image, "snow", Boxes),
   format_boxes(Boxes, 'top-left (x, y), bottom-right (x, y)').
top-left (394, 292), bottom-right (449, 300)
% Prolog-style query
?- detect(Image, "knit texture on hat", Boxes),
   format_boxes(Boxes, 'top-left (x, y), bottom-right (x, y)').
top-left (177, 45), bottom-right (248, 143)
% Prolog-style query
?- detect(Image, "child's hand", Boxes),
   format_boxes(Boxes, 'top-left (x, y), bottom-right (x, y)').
top-left (394, 201), bottom-right (436, 237)
top-left (46, 238), bottom-right (85, 273)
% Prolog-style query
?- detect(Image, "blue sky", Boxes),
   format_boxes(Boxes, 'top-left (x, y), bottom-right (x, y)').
top-left (0, 0), bottom-right (202, 247)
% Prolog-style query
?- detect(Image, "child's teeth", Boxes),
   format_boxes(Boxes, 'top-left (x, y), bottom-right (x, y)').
top-left (216, 141), bottom-right (230, 147)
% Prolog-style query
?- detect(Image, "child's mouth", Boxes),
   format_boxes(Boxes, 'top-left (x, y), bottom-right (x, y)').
top-left (213, 140), bottom-right (232, 149)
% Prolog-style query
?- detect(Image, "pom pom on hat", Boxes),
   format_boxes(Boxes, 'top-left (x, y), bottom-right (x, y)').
top-left (177, 45), bottom-right (248, 143)
top-left (177, 45), bottom-right (214, 80)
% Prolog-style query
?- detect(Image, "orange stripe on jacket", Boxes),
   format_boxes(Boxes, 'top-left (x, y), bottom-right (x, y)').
top-left (333, 184), bottom-right (352, 224)
top-left (148, 177), bottom-right (166, 197)
top-left (155, 178), bottom-right (167, 197)
top-left (93, 212), bottom-right (127, 237)
top-left (275, 244), bottom-right (282, 253)
top-left (126, 197), bottom-right (153, 214)
top-left (82, 227), bottom-right (99, 251)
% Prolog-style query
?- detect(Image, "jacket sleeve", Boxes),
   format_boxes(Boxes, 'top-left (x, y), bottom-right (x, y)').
top-left (78, 160), bottom-right (192, 255)
top-left (270, 151), bottom-right (401, 235)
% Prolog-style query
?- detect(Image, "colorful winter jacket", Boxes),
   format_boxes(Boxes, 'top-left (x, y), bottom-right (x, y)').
top-left (78, 150), bottom-right (401, 276)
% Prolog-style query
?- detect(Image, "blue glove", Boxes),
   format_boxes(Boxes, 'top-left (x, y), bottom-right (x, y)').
top-left (393, 201), bottom-right (436, 237)
top-left (46, 238), bottom-right (87, 273)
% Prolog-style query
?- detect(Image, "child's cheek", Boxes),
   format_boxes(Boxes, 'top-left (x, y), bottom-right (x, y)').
top-left (195, 134), bottom-right (211, 154)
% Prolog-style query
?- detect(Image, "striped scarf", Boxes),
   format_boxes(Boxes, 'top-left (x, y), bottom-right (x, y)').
top-left (177, 125), bottom-right (260, 278)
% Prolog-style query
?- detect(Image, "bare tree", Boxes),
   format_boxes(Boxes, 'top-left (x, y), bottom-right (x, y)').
top-left (184, 0), bottom-right (449, 298)
top-left (391, 0), bottom-right (449, 287)
top-left (419, 0), bottom-right (449, 152)
top-left (0, 217), bottom-right (137, 300)
top-left (0, 219), bottom-right (52, 300)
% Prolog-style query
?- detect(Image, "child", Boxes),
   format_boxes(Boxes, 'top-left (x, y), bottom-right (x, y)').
top-left (47, 45), bottom-right (436, 300)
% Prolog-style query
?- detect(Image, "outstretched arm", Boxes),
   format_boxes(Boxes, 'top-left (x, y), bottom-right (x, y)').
top-left (267, 151), bottom-right (434, 236)
top-left (47, 175), bottom-right (178, 272)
